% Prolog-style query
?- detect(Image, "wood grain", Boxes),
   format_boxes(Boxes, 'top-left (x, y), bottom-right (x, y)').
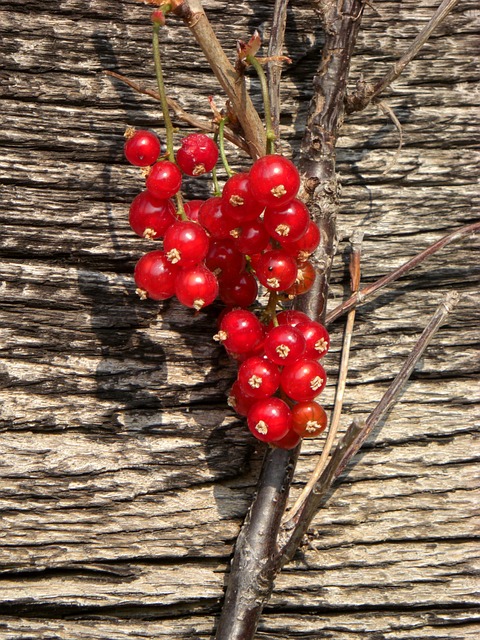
top-left (0, 0), bottom-right (479, 637)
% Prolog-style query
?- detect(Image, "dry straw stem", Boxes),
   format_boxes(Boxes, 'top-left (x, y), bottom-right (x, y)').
top-left (346, 0), bottom-right (461, 112)
top-left (267, 0), bottom-right (290, 141)
top-left (279, 290), bottom-right (460, 563)
top-left (172, 0), bottom-right (266, 159)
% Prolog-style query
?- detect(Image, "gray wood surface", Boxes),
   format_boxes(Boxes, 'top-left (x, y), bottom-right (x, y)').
top-left (0, 0), bottom-right (479, 638)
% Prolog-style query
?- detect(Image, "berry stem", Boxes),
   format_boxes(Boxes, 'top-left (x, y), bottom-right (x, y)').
top-left (218, 117), bottom-right (234, 177)
top-left (247, 54), bottom-right (276, 155)
top-left (264, 291), bottom-right (280, 327)
top-left (152, 23), bottom-right (175, 162)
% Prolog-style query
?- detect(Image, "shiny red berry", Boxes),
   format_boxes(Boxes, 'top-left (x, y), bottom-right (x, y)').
top-left (184, 200), bottom-right (205, 223)
top-left (280, 359), bottom-right (327, 402)
top-left (238, 356), bottom-right (280, 400)
top-left (274, 428), bottom-right (302, 450)
top-left (254, 249), bottom-right (298, 291)
top-left (282, 220), bottom-right (321, 261)
top-left (263, 199), bottom-right (310, 243)
top-left (163, 221), bottom-right (209, 267)
top-left (205, 239), bottom-right (246, 279)
top-left (227, 381), bottom-right (257, 417)
top-left (247, 397), bottom-right (292, 443)
top-left (285, 261), bottom-right (316, 297)
top-left (129, 190), bottom-right (177, 239)
top-left (221, 172), bottom-right (264, 222)
top-left (248, 155), bottom-right (300, 209)
top-left (214, 309), bottom-right (264, 355)
top-left (198, 197), bottom-right (237, 240)
top-left (296, 321), bottom-right (330, 359)
top-left (134, 250), bottom-right (180, 301)
top-left (176, 133), bottom-right (218, 176)
top-left (292, 401), bottom-right (328, 438)
top-left (218, 270), bottom-right (258, 308)
top-left (275, 309), bottom-right (310, 328)
top-left (146, 161), bottom-right (182, 199)
top-left (264, 324), bottom-right (306, 366)
top-left (231, 218), bottom-right (270, 255)
top-left (124, 129), bottom-right (161, 167)
top-left (175, 264), bottom-right (218, 310)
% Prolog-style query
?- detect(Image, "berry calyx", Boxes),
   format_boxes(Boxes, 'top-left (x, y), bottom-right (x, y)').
top-left (247, 397), bottom-right (292, 443)
top-left (280, 358), bottom-right (327, 402)
top-left (175, 264), bottom-right (219, 310)
top-left (176, 133), bottom-right (219, 176)
top-left (292, 401), bottom-right (328, 438)
top-left (146, 160), bottom-right (182, 199)
top-left (248, 154), bottom-right (300, 209)
top-left (134, 250), bottom-right (180, 301)
top-left (124, 129), bottom-right (161, 167)
top-left (129, 190), bottom-right (176, 239)
top-left (163, 221), bottom-right (210, 267)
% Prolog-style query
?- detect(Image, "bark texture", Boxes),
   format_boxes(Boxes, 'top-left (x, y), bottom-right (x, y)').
top-left (0, 0), bottom-right (479, 638)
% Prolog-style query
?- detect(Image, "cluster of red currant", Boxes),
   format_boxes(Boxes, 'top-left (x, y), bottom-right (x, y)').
top-left (124, 127), bottom-right (329, 449)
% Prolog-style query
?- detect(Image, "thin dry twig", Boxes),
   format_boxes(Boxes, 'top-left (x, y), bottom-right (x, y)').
top-left (346, 0), bottom-right (461, 112)
top-left (267, 0), bottom-right (290, 141)
top-left (286, 230), bottom-right (364, 522)
top-left (278, 290), bottom-right (460, 564)
top-left (377, 99), bottom-right (404, 174)
top-left (325, 221), bottom-right (480, 325)
top-left (104, 70), bottom-right (250, 153)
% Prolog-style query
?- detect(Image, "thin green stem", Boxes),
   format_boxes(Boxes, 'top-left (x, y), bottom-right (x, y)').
top-left (152, 24), bottom-right (175, 162)
top-left (210, 130), bottom-right (222, 196)
top-left (247, 54), bottom-right (276, 154)
top-left (218, 118), bottom-right (234, 177)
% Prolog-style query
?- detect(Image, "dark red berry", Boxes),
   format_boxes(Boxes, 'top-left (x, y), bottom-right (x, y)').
top-left (221, 172), bottom-right (264, 222)
top-left (254, 249), bottom-right (298, 291)
top-left (146, 161), bottom-right (182, 199)
top-left (292, 401), bottom-right (328, 438)
top-left (129, 190), bottom-right (177, 239)
top-left (295, 321), bottom-right (330, 359)
top-left (227, 381), bottom-right (257, 417)
top-left (214, 309), bottom-right (264, 355)
top-left (124, 129), bottom-right (161, 167)
top-left (285, 261), bottom-right (316, 297)
top-left (175, 264), bottom-right (218, 310)
top-left (282, 220), bottom-right (320, 261)
top-left (274, 428), bottom-right (302, 450)
top-left (263, 199), bottom-right (310, 243)
top-left (218, 270), bottom-right (258, 308)
top-left (198, 197), bottom-right (237, 240)
top-left (163, 221), bottom-right (209, 267)
top-left (231, 218), bottom-right (270, 255)
top-left (248, 155), bottom-right (300, 209)
top-left (176, 133), bottom-right (218, 176)
top-left (205, 239), bottom-right (246, 279)
top-left (264, 324), bottom-right (306, 366)
top-left (134, 250), bottom-right (180, 301)
top-left (275, 309), bottom-right (310, 328)
top-left (238, 356), bottom-right (280, 400)
top-left (280, 358), bottom-right (327, 402)
top-left (247, 397), bottom-right (292, 443)
top-left (184, 200), bottom-right (205, 224)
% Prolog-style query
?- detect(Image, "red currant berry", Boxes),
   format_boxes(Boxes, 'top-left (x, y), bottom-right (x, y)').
top-left (221, 172), bottom-right (264, 222)
top-left (295, 321), bottom-right (330, 359)
top-left (231, 218), bottom-right (270, 255)
top-left (275, 309), bottom-right (310, 328)
top-left (134, 250), bottom-right (180, 301)
top-left (280, 359), bottom-right (327, 402)
top-left (227, 381), bottom-right (257, 417)
top-left (205, 239), bottom-right (246, 279)
top-left (219, 270), bottom-right (258, 308)
top-left (247, 397), bottom-right (292, 443)
top-left (274, 428), bottom-right (302, 450)
top-left (146, 161), bottom-right (182, 200)
top-left (282, 221), bottom-right (320, 261)
top-left (263, 199), bottom-right (310, 243)
top-left (238, 356), bottom-right (280, 400)
top-left (214, 309), bottom-right (264, 355)
top-left (163, 221), bottom-right (209, 267)
top-left (198, 197), bottom-right (237, 240)
top-left (124, 129), bottom-right (161, 167)
top-left (176, 133), bottom-right (218, 176)
top-left (184, 200), bottom-right (205, 224)
top-left (285, 261), bottom-right (316, 297)
top-left (129, 190), bottom-right (177, 239)
top-left (175, 264), bottom-right (218, 310)
top-left (264, 324), bottom-right (306, 366)
top-left (248, 154), bottom-right (300, 209)
top-left (254, 249), bottom-right (298, 291)
top-left (292, 401), bottom-right (328, 438)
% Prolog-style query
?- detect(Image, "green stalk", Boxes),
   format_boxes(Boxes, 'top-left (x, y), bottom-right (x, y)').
top-left (218, 118), bottom-right (234, 177)
top-left (211, 130), bottom-right (222, 196)
top-left (152, 24), bottom-right (175, 162)
top-left (246, 54), bottom-right (276, 155)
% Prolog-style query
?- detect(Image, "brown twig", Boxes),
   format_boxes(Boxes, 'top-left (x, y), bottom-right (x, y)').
top-left (103, 70), bottom-right (250, 153)
top-left (325, 221), bottom-right (480, 325)
top-left (346, 0), bottom-right (461, 112)
top-left (172, 0), bottom-right (266, 158)
top-left (377, 99), bottom-right (404, 174)
top-left (286, 230), bottom-right (363, 523)
top-left (278, 290), bottom-right (460, 563)
top-left (267, 0), bottom-right (290, 141)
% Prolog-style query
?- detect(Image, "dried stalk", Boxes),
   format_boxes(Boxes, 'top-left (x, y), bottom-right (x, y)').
top-left (326, 221), bottom-right (480, 325)
top-left (267, 0), bottom-right (290, 140)
top-left (278, 290), bottom-right (460, 563)
top-left (346, 0), bottom-right (461, 112)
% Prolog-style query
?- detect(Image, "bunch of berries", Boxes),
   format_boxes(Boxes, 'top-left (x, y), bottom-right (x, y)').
top-left (125, 128), bottom-right (329, 448)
